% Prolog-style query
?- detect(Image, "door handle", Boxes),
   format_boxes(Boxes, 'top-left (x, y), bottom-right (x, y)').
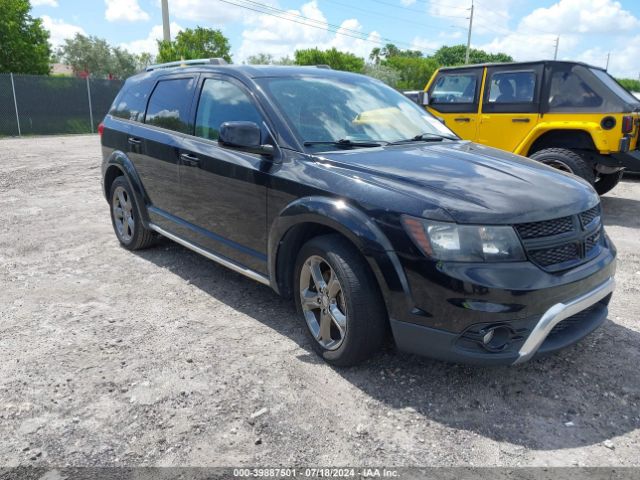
top-left (454, 117), bottom-right (471, 123)
top-left (512, 118), bottom-right (531, 123)
top-left (128, 137), bottom-right (142, 145)
top-left (180, 153), bottom-right (200, 167)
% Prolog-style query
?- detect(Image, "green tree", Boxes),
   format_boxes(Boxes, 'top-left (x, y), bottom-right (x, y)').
top-left (157, 27), bottom-right (232, 63)
top-left (382, 56), bottom-right (439, 90)
top-left (57, 34), bottom-right (137, 79)
top-left (110, 47), bottom-right (138, 78)
top-left (294, 48), bottom-right (364, 72)
top-left (432, 44), bottom-right (513, 66)
top-left (363, 64), bottom-right (401, 88)
top-left (246, 53), bottom-right (275, 65)
top-left (0, 0), bottom-right (51, 74)
top-left (135, 52), bottom-right (155, 71)
top-left (617, 78), bottom-right (640, 93)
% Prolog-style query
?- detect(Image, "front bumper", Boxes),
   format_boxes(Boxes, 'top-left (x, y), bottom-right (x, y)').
top-left (388, 243), bottom-right (616, 365)
top-left (391, 278), bottom-right (613, 365)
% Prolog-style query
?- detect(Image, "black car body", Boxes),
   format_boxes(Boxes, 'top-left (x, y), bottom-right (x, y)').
top-left (101, 60), bottom-right (616, 366)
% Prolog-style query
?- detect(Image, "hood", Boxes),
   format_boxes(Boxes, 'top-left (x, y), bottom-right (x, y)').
top-left (315, 141), bottom-right (599, 224)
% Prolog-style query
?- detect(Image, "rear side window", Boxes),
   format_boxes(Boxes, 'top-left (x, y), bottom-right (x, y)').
top-left (195, 78), bottom-right (262, 140)
top-left (545, 64), bottom-right (629, 113)
top-left (145, 78), bottom-right (196, 133)
top-left (109, 81), bottom-right (150, 121)
top-left (488, 71), bottom-right (536, 103)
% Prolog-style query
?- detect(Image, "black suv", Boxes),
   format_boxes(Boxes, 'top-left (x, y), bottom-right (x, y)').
top-left (101, 59), bottom-right (616, 366)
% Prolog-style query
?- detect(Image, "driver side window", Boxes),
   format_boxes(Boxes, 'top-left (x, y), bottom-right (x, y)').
top-left (428, 69), bottom-right (481, 113)
top-left (195, 78), bottom-right (263, 141)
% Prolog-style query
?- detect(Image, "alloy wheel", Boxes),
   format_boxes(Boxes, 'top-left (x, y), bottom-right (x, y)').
top-left (112, 185), bottom-right (134, 242)
top-left (299, 255), bottom-right (347, 350)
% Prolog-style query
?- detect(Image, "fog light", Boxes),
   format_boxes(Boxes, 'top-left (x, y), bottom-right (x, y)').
top-left (481, 326), bottom-right (512, 352)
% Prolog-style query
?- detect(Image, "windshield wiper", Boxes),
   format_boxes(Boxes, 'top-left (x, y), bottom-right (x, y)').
top-left (389, 132), bottom-right (458, 145)
top-left (303, 138), bottom-right (388, 149)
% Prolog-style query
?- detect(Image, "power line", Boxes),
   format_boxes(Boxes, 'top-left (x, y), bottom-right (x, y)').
top-left (369, 0), bottom-right (468, 17)
top-left (216, 0), bottom-right (426, 51)
top-left (322, 0), bottom-right (466, 31)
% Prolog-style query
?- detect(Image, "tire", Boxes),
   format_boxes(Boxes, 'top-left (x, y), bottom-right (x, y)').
top-left (594, 170), bottom-right (624, 195)
top-left (109, 176), bottom-right (156, 250)
top-left (294, 234), bottom-right (387, 367)
top-left (529, 148), bottom-right (595, 184)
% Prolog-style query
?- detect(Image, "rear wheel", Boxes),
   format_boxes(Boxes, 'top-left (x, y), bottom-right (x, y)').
top-left (294, 234), bottom-right (387, 366)
top-left (594, 170), bottom-right (624, 195)
top-left (109, 176), bottom-right (156, 250)
top-left (529, 148), bottom-right (595, 184)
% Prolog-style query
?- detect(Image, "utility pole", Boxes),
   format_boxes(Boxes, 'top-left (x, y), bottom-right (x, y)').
top-left (161, 0), bottom-right (171, 42)
top-left (605, 52), bottom-right (610, 71)
top-left (465, 0), bottom-right (474, 64)
top-left (553, 36), bottom-right (559, 60)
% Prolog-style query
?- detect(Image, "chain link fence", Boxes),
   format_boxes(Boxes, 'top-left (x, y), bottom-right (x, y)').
top-left (0, 73), bottom-right (123, 137)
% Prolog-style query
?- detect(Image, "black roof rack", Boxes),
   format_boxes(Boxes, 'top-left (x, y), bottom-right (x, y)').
top-left (146, 58), bottom-right (228, 72)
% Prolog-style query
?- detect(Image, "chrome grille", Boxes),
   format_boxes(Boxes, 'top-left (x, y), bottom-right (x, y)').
top-left (515, 204), bottom-right (603, 271)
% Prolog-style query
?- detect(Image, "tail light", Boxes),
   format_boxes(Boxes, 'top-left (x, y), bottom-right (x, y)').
top-left (98, 122), bottom-right (105, 136)
top-left (622, 116), bottom-right (633, 134)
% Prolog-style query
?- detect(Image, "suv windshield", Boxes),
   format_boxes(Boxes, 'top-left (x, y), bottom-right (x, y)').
top-left (590, 68), bottom-right (640, 106)
top-left (256, 74), bottom-right (457, 152)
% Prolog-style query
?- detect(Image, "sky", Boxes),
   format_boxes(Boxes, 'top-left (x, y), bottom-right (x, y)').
top-left (32, 0), bottom-right (640, 79)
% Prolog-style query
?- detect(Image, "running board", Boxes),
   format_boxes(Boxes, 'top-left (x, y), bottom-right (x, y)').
top-left (148, 223), bottom-right (271, 286)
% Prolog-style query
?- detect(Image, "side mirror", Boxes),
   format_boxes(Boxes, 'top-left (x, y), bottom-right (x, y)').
top-left (219, 121), bottom-right (274, 156)
top-left (418, 91), bottom-right (430, 106)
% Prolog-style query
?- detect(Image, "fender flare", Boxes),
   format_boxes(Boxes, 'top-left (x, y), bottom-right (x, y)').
top-left (515, 123), bottom-right (603, 156)
top-left (103, 150), bottom-right (151, 226)
top-left (268, 196), bottom-right (412, 314)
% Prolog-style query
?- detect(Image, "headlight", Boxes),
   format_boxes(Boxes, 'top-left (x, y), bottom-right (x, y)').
top-left (402, 216), bottom-right (526, 262)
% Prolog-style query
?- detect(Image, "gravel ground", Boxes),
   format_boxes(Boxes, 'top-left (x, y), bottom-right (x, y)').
top-left (0, 135), bottom-right (639, 468)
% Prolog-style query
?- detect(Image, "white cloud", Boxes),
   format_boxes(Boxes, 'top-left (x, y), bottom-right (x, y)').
top-left (577, 38), bottom-right (640, 78)
top-left (41, 15), bottom-right (86, 48)
top-left (400, 0), bottom-right (416, 5)
top-left (474, 0), bottom-right (640, 78)
top-left (519, 0), bottom-right (639, 34)
top-left (32, 0), bottom-right (58, 6)
top-left (105, 0), bottom-right (150, 22)
top-left (410, 36), bottom-right (443, 54)
top-left (236, 1), bottom-right (381, 63)
top-left (120, 22), bottom-right (184, 55)
top-left (427, 0), bottom-right (513, 35)
top-left (165, 0), bottom-right (249, 24)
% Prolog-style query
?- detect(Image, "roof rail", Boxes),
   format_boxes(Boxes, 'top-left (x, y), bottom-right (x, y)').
top-left (315, 64), bottom-right (331, 69)
top-left (146, 58), bottom-right (228, 72)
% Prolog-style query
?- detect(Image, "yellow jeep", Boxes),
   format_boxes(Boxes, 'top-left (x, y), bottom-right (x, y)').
top-left (423, 61), bottom-right (640, 194)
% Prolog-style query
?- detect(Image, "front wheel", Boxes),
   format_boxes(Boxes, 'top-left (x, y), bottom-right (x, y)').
top-left (594, 170), bottom-right (624, 195)
top-left (294, 234), bottom-right (387, 366)
top-left (529, 148), bottom-right (595, 184)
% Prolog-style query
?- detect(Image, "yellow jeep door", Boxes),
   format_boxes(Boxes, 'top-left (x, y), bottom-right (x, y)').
top-left (426, 67), bottom-right (483, 141)
top-left (476, 64), bottom-right (543, 153)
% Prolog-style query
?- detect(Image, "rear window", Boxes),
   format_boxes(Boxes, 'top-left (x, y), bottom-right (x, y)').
top-left (144, 78), bottom-right (196, 133)
top-left (547, 64), bottom-right (632, 113)
top-left (109, 80), bottom-right (150, 122)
